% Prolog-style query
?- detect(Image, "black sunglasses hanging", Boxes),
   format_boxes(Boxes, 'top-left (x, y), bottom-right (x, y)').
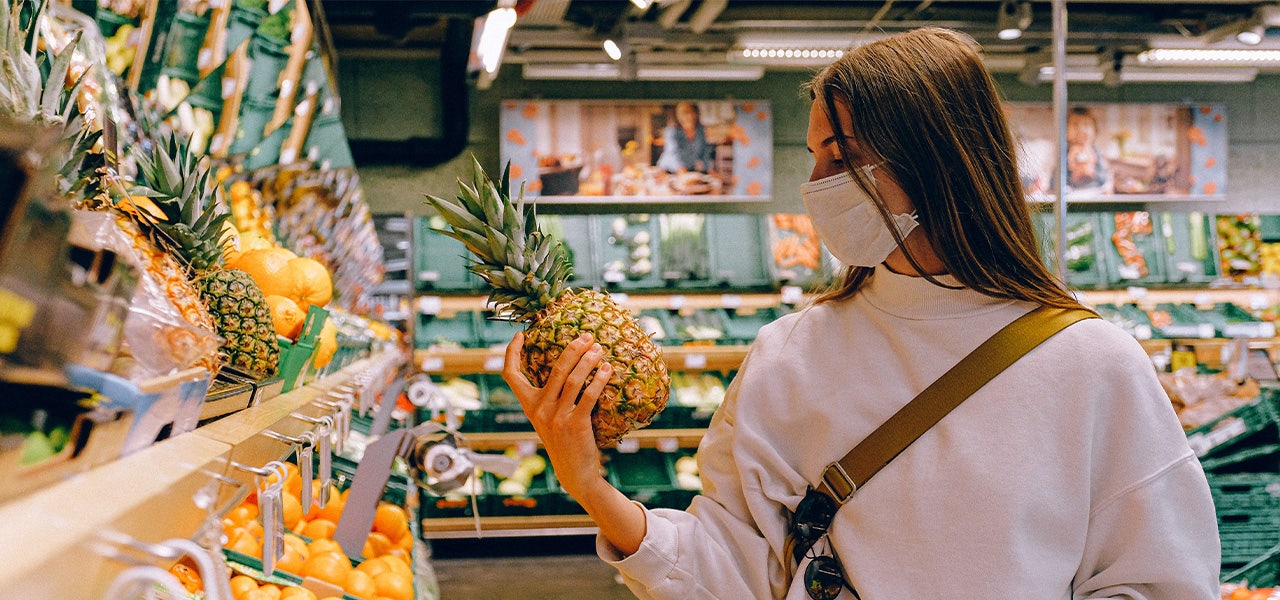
top-left (789, 488), bottom-right (856, 600)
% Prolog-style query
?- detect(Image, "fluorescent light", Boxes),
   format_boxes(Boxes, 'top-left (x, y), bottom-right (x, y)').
top-left (1119, 67), bottom-right (1258, 82)
top-left (997, 0), bottom-right (1032, 41)
top-left (523, 63), bottom-right (764, 81)
top-left (630, 0), bottom-right (652, 8)
top-left (1237, 24), bottom-right (1265, 45)
top-left (603, 39), bottom-right (622, 61)
top-left (1137, 48), bottom-right (1280, 66)
top-left (477, 6), bottom-right (518, 74)
top-left (1037, 66), bottom-right (1105, 82)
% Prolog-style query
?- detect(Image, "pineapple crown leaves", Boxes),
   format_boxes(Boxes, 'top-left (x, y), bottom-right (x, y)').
top-left (126, 132), bottom-right (231, 274)
top-left (0, 0), bottom-right (87, 128)
top-left (423, 156), bottom-right (574, 321)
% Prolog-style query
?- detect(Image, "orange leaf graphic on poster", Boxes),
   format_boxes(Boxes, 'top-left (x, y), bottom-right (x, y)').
top-left (506, 129), bottom-right (527, 146)
top-left (748, 156), bottom-right (761, 168)
top-left (510, 164), bottom-right (523, 179)
top-left (1187, 126), bottom-right (1207, 147)
top-left (1204, 157), bottom-right (1217, 168)
top-left (1203, 181), bottom-right (1218, 194)
top-left (746, 181), bottom-right (763, 195)
top-left (742, 103), bottom-right (755, 112)
top-left (1190, 174), bottom-right (1198, 185)
top-left (505, 102), bottom-right (517, 110)
top-left (1215, 114), bottom-right (1223, 122)
top-left (522, 104), bottom-right (539, 119)
top-left (528, 179), bottom-right (543, 192)
top-left (1199, 105), bottom-right (1213, 114)
top-left (757, 111), bottom-right (767, 121)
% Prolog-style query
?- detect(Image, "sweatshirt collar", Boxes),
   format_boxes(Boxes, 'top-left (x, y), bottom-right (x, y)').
top-left (860, 264), bottom-right (1019, 320)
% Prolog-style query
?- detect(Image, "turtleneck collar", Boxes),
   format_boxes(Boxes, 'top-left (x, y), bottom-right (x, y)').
top-left (858, 264), bottom-right (1024, 321)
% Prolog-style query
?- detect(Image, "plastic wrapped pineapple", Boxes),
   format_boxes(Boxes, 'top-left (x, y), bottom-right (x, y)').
top-left (424, 158), bottom-right (670, 448)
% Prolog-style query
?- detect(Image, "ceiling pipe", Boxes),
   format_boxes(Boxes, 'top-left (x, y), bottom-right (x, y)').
top-left (346, 16), bottom-right (471, 167)
top-left (688, 0), bottom-right (728, 34)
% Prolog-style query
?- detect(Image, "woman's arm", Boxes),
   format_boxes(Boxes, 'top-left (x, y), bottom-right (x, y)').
top-left (502, 332), bottom-right (646, 555)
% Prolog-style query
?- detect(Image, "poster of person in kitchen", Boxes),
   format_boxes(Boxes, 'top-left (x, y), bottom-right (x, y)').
top-left (499, 100), bottom-right (772, 201)
top-left (1007, 102), bottom-right (1227, 200)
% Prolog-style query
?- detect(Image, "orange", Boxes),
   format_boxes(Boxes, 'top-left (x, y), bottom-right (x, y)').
top-left (244, 520), bottom-right (265, 541)
top-left (304, 481), bottom-right (341, 520)
top-left (380, 553), bottom-right (411, 578)
top-left (361, 532), bottom-right (392, 559)
top-left (312, 319), bottom-right (338, 369)
top-left (169, 562), bottom-right (203, 593)
top-left (307, 538), bottom-right (344, 557)
top-left (241, 590), bottom-right (271, 600)
top-left (316, 493), bottom-right (345, 523)
top-left (229, 575), bottom-right (259, 598)
top-left (227, 504), bottom-right (258, 527)
top-left (301, 552), bottom-right (353, 587)
top-left (383, 548), bottom-right (410, 565)
top-left (285, 257), bottom-right (332, 311)
top-left (283, 533), bottom-right (310, 560)
top-left (344, 569), bottom-right (378, 598)
top-left (392, 531), bottom-right (414, 552)
top-left (282, 492), bottom-right (304, 532)
top-left (227, 528), bottom-right (262, 558)
top-left (266, 295), bottom-right (306, 339)
top-left (259, 584), bottom-right (282, 600)
top-left (354, 557), bottom-right (390, 579)
top-left (275, 544), bottom-right (306, 575)
top-left (302, 518), bottom-right (337, 540)
top-left (280, 587), bottom-right (318, 600)
top-left (232, 248), bottom-right (297, 296)
top-left (372, 504), bottom-right (409, 541)
top-left (372, 571), bottom-right (413, 600)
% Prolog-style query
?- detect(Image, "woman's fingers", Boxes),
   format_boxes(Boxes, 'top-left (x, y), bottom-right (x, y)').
top-left (573, 362), bottom-right (612, 418)
top-left (542, 333), bottom-right (595, 394)
top-left (502, 332), bottom-right (535, 400)
top-left (559, 343), bottom-right (604, 409)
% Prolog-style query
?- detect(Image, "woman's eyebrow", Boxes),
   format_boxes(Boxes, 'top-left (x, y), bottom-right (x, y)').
top-left (806, 135), bottom-right (840, 154)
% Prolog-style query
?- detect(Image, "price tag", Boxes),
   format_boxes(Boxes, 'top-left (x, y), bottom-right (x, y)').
top-left (684, 353), bottom-right (708, 369)
top-left (417, 296), bottom-right (443, 314)
top-left (337, 402), bottom-right (351, 456)
top-left (517, 440), bottom-right (538, 457)
top-left (421, 357), bottom-right (444, 372)
top-left (616, 438), bottom-right (640, 453)
top-left (483, 355), bottom-right (505, 372)
top-left (222, 78), bottom-right (236, 99)
top-left (1126, 286), bottom-right (1149, 300)
top-left (198, 49), bottom-right (212, 70)
top-left (299, 442), bottom-right (313, 510)
top-left (604, 271), bottom-right (626, 283)
top-left (419, 270), bottom-right (442, 282)
top-left (317, 424), bottom-right (332, 506)
top-left (781, 285), bottom-right (804, 305)
top-left (1252, 293), bottom-right (1271, 310)
top-left (259, 484), bottom-right (284, 576)
top-left (721, 294), bottom-right (743, 309)
top-left (612, 293), bottom-right (629, 306)
top-left (668, 295), bottom-right (687, 310)
top-left (656, 437), bottom-right (679, 453)
top-left (1193, 292), bottom-right (1212, 307)
top-left (1135, 324), bottom-right (1153, 340)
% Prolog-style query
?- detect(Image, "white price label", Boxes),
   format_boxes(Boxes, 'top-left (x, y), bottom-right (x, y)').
top-left (483, 355), bottom-right (505, 372)
top-left (419, 270), bottom-right (442, 282)
top-left (616, 438), bottom-right (640, 453)
top-left (721, 294), bottom-right (743, 309)
top-left (1126, 286), bottom-right (1149, 300)
top-left (421, 357), bottom-right (444, 372)
top-left (604, 271), bottom-right (626, 283)
top-left (656, 437), bottom-right (679, 453)
top-left (684, 353), bottom-right (708, 369)
top-left (517, 441), bottom-right (538, 457)
top-left (1193, 292), bottom-right (1212, 307)
top-left (417, 296), bottom-right (443, 314)
top-left (1252, 293), bottom-right (1271, 310)
top-left (222, 78), bottom-right (236, 99)
top-left (781, 286), bottom-right (804, 305)
top-left (668, 295), bottom-right (687, 310)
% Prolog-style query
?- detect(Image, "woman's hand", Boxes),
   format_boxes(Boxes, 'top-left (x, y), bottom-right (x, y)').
top-left (502, 332), bottom-right (613, 499)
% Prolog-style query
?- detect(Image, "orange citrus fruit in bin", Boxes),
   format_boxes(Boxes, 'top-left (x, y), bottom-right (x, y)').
top-left (266, 295), bottom-right (306, 339)
top-left (259, 584), bottom-right (282, 600)
top-left (344, 569), bottom-right (378, 598)
top-left (282, 493), bottom-right (304, 532)
top-left (227, 529), bottom-right (261, 558)
top-left (316, 492), bottom-right (345, 523)
top-left (280, 587), bottom-right (318, 600)
top-left (285, 257), bottom-right (332, 311)
top-left (240, 589), bottom-right (271, 600)
top-left (355, 557), bottom-right (390, 579)
top-left (373, 504), bottom-right (409, 541)
top-left (361, 532), bottom-right (392, 560)
top-left (302, 518), bottom-right (337, 540)
top-left (372, 571), bottom-right (413, 600)
top-left (308, 538), bottom-right (344, 557)
top-left (302, 552), bottom-right (353, 587)
top-left (232, 248), bottom-right (298, 297)
top-left (312, 319), bottom-right (338, 369)
top-left (230, 575), bottom-right (259, 597)
top-left (276, 544), bottom-right (306, 575)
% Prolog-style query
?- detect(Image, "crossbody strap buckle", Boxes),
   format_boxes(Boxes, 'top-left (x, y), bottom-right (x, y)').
top-left (819, 462), bottom-right (857, 505)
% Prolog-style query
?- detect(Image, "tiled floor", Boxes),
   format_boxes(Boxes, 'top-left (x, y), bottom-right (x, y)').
top-left (427, 536), bottom-right (639, 599)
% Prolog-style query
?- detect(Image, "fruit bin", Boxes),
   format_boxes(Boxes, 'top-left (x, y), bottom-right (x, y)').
top-left (413, 217), bottom-right (479, 293)
top-left (664, 309), bottom-right (728, 345)
top-left (718, 306), bottom-right (785, 344)
top-left (1158, 211), bottom-right (1219, 284)
top-left (420, 470), bottom-right (491, 520)
top-left (415, 312), bottom-right (480, 350)
top-left (1092, 303), bottom-right (1155, 340)
top-left (1097, 211), bottom-right (1168, 286)
top-left (223, 548), bottom-right (366, 600)
top-left (1223, 542), bottom-right (1280, 587)
top-left (595, 214), bottom-right (664, 291)
top-left (1185, 393), bottom-right (1279, 462)
top-left (765, 213), bottom-right (831, 291)
top-left (1033, 211), bottom-right (1108, 289)
top-left (706, 213), bottom-right (773, 291)
top-left (475, 312), bottom-right (524, 348)
top-left (243, 33), bottom-right (290, 103)
top-left (537, 214), bottom-right (596, 289)
top-left (161, 10), bottom-right (211, 84)
top-left (658, 214), bottom-right (714, 290)
top-left (1207, 472), bottom-right (1280, 513)
top-left (1196, 303), bottom-right (1277, 339)
top-left (605, 449), bottom-right (684, 510)
top-left (485, 452), bottom-right (557, 517)
top-left (1149, 303), bottom-right (1218, 339)
top-left (1219, 509), bottom-right (1280, 567)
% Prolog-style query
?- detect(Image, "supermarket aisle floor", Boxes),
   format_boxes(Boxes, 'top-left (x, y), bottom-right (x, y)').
top-left (432, 553), bottom-right (638, 599)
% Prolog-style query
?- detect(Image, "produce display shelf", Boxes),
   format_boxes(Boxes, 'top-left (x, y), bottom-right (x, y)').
top-left (461, 428), bottom-right (707, 452)
top-left (415, 345), bottom-right (748, 375)
top-left (414, 291), bottom-right (794, 318)
top-left (418, 514), bottom-right (599, 539)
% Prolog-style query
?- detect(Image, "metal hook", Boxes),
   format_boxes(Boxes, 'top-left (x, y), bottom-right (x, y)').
top-left (262, 429), bottom-right (315, 447)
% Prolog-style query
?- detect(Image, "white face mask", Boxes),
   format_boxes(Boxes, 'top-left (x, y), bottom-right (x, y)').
top-left (799, 165), bottom-right (920, 268)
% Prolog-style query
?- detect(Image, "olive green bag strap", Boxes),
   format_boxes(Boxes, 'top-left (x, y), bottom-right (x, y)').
top-left (813, 306), bottom-right (1098, 506)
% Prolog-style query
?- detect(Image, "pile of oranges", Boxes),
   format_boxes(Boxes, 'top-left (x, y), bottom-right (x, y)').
top-left (222, 463), bottom-right (415, 600)
top-left (227, 244), bottom-right (340, 369)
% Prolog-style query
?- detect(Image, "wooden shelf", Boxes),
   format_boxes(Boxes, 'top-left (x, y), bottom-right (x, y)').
top-left (461, 428), bottom-right (706, 452)
top-left (415, 344), bottom-right (747, 375)
top-left (419, 514), bottom-right (599, 539)
top-left (414, 292), bottom-right (795, 318)
top-left (1075, 287), bottom-right (1279, 311)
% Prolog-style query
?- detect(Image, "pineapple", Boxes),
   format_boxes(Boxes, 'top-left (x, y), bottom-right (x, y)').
top-left (424, 158), bottom-right (670, 448)
top-left (126, 133), bottom-right (279, 380)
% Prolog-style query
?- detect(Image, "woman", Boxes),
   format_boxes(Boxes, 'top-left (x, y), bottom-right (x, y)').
top-left (503, 28), bottom-right (1219, 599)
top-left (656, 101), bottom-right (714, 174)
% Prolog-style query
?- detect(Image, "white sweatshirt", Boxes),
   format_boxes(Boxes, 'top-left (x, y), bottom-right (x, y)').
top-left (599, 265), bottom-right (1221, 599)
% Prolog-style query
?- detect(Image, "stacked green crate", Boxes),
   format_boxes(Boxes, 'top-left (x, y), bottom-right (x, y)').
top-left (414, 312), bottom-right (478, 350)
top-left (596, 214), bottom-right (663, 290)
top-left (1157, 212), bottom-right (1219, 284)
top-left (1097, 211), bottom-right (1167, 286)
top-left (658, 214), bottom-right (713, 290)
top-left (1032, 211), bottom-right (1108, 289)
top-left (537, 215), bottom-right (595, 289)
top-left (706, 214), bottom-right (772, 290)
top-left (413, 216), bottom-right (478, 293)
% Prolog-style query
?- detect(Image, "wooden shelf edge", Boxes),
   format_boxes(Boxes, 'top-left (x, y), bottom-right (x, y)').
top-left (415, 345), bottom-right (748, 375)
top-left (419, 514), bottom-right (599, 539)
top-left (462, 428), bottom-right (705, 452)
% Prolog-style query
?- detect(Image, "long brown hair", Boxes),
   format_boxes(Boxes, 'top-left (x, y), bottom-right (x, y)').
top-left (805, 27), bottom-right (1081, 310)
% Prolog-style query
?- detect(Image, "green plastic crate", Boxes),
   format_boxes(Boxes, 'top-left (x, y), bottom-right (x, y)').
top-left (1158, 211), bottom-right (1219, 283)
top-left (537, 214), bottom-right (595, 289)
top-left (1033, 211), bottom-right (1109, 289)
top-left (606, 449), bottom-right (684, 509)
top-left (415, 312), bottom-right (479, 350)
top-left (414, 216), bottom-right (479, 293)
top-left (706, 214), bottom-right (772, 290)
top-left (596, 214), bottom-right (664, 291)
top-left (1098, 211), bottom-right (1168, 285)
top-left (1209, 472), bottom-right (1280, 514)
top-left (1223, 542), bottom-right (1280, 586)
top-left (1150, 303), bottom-right (1218, 339)
top-left (1220, 510), bottom-right (1280, 566)
top-left (1092, 303), bottom-right (1155, 340)
top-left (718, 306), bottom-right (784, 344)
top-left (161, 11), bottom-right (209, 84)
top-left (486, 452), bottom-right (556, 517)
top-left (244, 33), bottom-right (289, 102)
top-left (1186, 395), bottom-right (1279, 462)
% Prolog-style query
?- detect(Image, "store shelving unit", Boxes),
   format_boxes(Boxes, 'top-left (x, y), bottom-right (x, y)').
top-left (0, 354), bottom-right (391, 598)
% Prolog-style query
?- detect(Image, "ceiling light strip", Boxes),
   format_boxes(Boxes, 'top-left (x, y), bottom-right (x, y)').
top-left (1138, 48), bottom-right (1280, 65)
